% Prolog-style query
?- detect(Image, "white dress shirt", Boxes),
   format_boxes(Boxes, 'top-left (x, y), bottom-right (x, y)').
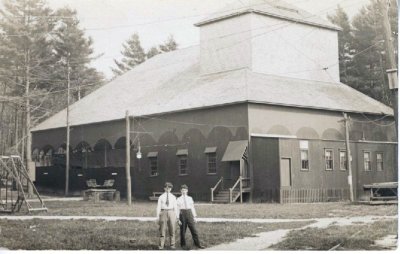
top-left (177, 194), bottom-right (197, 217)
top-left (156, 192), bottom-right (179, 218)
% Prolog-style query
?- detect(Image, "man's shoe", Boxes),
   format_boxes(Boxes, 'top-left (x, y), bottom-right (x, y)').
top-left (196, 245), bottom-right (206, 249)
top-left (181, 245), bottom-right (190, 250)
top-left (158, 246), bottom-right (164, 250)
top-left (170, 246), bottom-right (176, 250)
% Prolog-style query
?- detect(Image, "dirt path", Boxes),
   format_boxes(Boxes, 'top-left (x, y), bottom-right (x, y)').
top-left (206, 215), bottom-right (398, 250)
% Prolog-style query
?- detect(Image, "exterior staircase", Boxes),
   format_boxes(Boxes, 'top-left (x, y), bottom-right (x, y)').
top-left (211, 176), bottom-right (251, 203)
top-left (212, 190), bottom-right (241, 203)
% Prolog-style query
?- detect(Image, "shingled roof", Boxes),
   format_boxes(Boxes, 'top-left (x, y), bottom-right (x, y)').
top-left (194, 0), bottom-right (341, 31)
top-left (32, 46), bottom-right (393, 132)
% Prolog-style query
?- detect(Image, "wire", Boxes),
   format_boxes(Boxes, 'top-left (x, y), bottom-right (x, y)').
top-left (139, 115), bottom-right (246, 129)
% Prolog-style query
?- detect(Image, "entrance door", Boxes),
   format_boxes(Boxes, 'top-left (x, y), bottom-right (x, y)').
top-left (280, 158), bottom-right (291, 187)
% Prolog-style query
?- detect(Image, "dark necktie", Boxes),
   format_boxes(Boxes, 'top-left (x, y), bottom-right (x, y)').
top-left (166, 193), bottom-right (169, 207)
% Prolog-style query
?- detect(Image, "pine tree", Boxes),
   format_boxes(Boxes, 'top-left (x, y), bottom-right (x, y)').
top-left (159, 34), bottom-right (178, 53)
top-left (112, 33), bottom-right (178, 76)
top-left (327, 6), bottom-right (357, 86)
top-left (350, 0), bottom-right (398, 105)
top-left (111, 33), bottom-right (146, 76)
top-left (50, 7), bottom-right (104, 112)
top-left (146, 46), bottom-right (160, 59)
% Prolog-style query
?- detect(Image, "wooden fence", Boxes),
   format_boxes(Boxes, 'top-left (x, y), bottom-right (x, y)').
top-left (280, 188), bottom-right (350, 204)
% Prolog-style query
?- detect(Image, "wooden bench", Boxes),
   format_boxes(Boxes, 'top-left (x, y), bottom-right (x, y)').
top-left (83, 188), bottom-right (120, 203)
top-left (149, 191), bottom-right (180, 201)
top-left (363, 182), bottom-right (398, 205)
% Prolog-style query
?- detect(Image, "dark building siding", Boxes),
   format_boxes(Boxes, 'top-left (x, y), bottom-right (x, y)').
top-left (279, 138), bottom-right (397, 200)
top-left (32, 103), bottom-right (249, 200)
top-left (32, 101), bottom-right (397, 202)
top-left (250, 137), bottom-right (280, 202)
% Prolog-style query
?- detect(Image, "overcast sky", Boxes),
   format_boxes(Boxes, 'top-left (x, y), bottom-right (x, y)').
top-left (46, 0), bottom-right (371, 79)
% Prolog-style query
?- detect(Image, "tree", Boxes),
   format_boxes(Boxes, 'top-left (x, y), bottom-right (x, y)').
top-left (0, 1), bottom-right (104, 164)
top-left (350, 0), bottom-right (398, 105)
top-left (327, 6), bottom-right (357, 86)
top-left (159, 34), bottom-right (178, 53)
top-left (0, 0), bottom-right (55, 173)
top-left (146, 46), bottom-right (160, 59)
top-left (111, 33), bottom-right (146, 76)
top-left (112, 33), bottom-right (179, 76)
top-left (50, 7), bottom-right (104, 111)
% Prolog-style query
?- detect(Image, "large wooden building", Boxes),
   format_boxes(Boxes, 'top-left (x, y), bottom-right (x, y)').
top-left (31, 0), bottom-right (397, 203)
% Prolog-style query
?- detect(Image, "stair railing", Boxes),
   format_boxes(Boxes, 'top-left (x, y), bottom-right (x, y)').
top-left (229, 176), bottom-right (243, 203)
top-left (210, 177), bottom-right (223, 202)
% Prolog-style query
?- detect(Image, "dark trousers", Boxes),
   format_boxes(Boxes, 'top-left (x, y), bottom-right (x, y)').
top-left (179, 210), bottom-right (201, 247)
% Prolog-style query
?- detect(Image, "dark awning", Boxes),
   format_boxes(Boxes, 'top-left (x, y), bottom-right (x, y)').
top-left (204, 147), bottom-right (217, 153)
top-left (221, 140), bottom-right (248, 162)
top-left (176, 149), bottom-right (188, 156)
top-left (147, 151), bottom-right (158, 158)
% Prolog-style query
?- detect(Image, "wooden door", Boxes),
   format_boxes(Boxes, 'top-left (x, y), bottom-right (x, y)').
top-left (280, 158), bottom-right (291, 187)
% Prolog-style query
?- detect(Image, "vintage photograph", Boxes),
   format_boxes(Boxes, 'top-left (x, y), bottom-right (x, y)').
top-left (0, 0), bottom-right (398, 251)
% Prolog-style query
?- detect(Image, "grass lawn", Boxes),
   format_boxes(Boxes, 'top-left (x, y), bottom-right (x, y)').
top-left (270, 219), bottom-right (398, 250)
top-left (0, 219), bottom-right (312, 250)
top-left (19, 200), bottom-right (398, 219)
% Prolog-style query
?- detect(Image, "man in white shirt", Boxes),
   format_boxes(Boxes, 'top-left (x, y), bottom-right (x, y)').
top-left (156, 182), bottom-right (179, 250)
top-left (177, 184), bottom-right (205, 249)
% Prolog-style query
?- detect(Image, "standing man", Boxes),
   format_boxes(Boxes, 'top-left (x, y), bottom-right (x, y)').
top-left (156, 182), bottom-right (179, 250)
top-left (177, 184), bottom-right (205, 249)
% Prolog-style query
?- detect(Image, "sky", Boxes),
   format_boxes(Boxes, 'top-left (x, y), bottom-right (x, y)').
top-left (45, 0), bottom-right (371, 79)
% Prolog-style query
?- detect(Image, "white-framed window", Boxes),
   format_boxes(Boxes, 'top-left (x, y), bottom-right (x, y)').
top-left (178, 155), bottom-right (188, 175)
top-left (207, 152), bottom-right (217, 174)
top-left (376, 152), bottom-right (384, 171)
top-left (324, 149), bottom-right (333, 170)
top-left (364, 151), bottom-right (371, 171)
top-left (149, 157), bottom-right (158, 176)
top-left (339, 150), bottom-right (347, 171)
top-left (300, 140), bottom-right (309, 171)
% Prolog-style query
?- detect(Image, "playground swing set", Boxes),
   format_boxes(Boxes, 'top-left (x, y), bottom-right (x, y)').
top-left (0, 155), bottom-right (47, 213)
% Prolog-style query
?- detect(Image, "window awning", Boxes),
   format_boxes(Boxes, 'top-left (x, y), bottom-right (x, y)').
top-left (147, 151), bottom-right (158, 158)
top-left (176, 149), bottom-right (188, 156)
top-left (221, 140), bottom-right (248, 162)
top-left (204, 147), bottom-right (217, 153)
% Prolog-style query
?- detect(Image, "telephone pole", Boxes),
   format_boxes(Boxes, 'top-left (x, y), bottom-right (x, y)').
top-left (379, 0), bottom-right (398, 133)
top-left (125, 110), bottom-right (132, 205)
top-left (343, 113), bottom-right (354, 202)
top-left (65, 58), bottom-right (71, 196)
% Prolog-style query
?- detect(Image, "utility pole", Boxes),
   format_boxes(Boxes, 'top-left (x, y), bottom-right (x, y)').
top-left (65, 57), bottom-right (71, 196)
top-left (25, 49), bottom-right (33, 197)
top-left (379, 0), bottom-right (398, 134)
top-left (343, 113), bottom-right (354, 202)
top-left (125, 110), bottom-right (132, 205)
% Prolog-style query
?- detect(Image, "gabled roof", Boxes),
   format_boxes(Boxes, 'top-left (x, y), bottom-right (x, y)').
top-left (32, 46), bottom-right (393, 132)
top-left (194, 0), bottom-right (341, 31)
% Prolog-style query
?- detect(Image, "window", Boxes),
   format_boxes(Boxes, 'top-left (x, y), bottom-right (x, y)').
top-left (324, 149), bottom-right (333, 170)
top-left (149, 157), bottom-right (158, 176)
top-left (207, 152), bottom-right (217, 174)
top-left (364, 152), bottom-right (371, 171)
top-left (376, 153), bottom-right (383, 171)
top-left (300, 140), bottom-right (309, 171)
top-left (178, 155), bottom-right (188, 175)
top-left (339, 150), bottom-right (347, 171)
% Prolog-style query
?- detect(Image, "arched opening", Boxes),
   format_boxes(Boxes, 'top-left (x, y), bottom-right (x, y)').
top-left (41, 145), bottom-right (54, 167)
top-left (32, 148), bottom-right (40, 166)
top-left (94, 139), bottom-right (112, 167)
top-left (73, 141), bottom-right (92, 169)
top-left (114, 137), bottom-right (132, 149)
